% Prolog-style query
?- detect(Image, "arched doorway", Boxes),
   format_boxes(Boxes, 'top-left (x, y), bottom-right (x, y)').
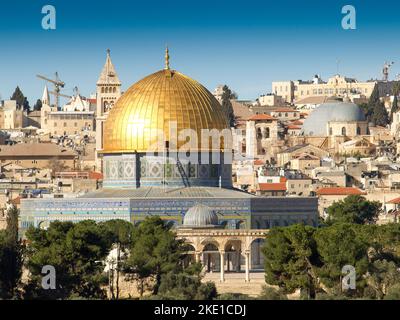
top-left (250, 238), bottom-right (265, 270)
top-left (224, 241), bottom-right (242, 272)
top-left (202, 242), bottom-right (220, 272)
top-left (182, 244), bottom-right (196, 268)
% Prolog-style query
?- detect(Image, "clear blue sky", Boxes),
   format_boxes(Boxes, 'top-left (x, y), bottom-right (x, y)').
top-left (1, 0), bottom-right (400, 105)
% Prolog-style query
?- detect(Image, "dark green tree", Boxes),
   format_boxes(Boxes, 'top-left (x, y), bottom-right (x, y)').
top-left (314, 223), bottom-right (369, 297)
top-left (221, 85), bottom-right (238, 128)
top-left (10, 86), bottom-right (25, 109)
top-left (24, 220), bottom-right (110, 299)
top-left (367, 85), bottom-right (389, 126)
top-left (262, 224), bottom-right (319, 298)
top-left (124, 217), bottom-right (186, 296)
top-left (0, 206), bottom-right (23, 299)
top-left (154, 263), bottom-right (217, 300)
top-left (326, 195), bottom-right (381, 224)
top-left (33, 99), bottom-right (43, 111)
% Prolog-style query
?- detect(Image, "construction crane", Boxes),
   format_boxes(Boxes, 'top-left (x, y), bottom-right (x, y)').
top-left (36, 72), bottom-right (66, 109)
top-left (382, 61), bottom-right (394, 81)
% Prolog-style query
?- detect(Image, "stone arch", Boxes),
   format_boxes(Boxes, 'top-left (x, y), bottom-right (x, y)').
top-left (250, 238), bottom-right (265, 269)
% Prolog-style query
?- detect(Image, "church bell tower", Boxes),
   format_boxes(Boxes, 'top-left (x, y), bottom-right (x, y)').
top-left (95, 49), bottom-right (121, 170)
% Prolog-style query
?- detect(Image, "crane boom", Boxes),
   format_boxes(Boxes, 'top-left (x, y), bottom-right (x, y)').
top-left (36, 72), bottom-right (66, 109)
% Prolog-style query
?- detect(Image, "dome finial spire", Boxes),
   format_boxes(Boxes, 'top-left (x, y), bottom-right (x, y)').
top-left (165, 46), bottom-right (170, 70)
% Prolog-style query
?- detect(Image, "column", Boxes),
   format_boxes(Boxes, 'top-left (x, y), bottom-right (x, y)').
top-left (195, 251), bottom-right (201, 263)
top-left (245, 250), bottom-right (250, 282)
top-left (220, 250), bottom-right (225, 282)
top-left (236, 250), bottom-right (241, 272)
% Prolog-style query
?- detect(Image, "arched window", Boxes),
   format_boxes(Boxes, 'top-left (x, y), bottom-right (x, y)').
top-left (329, 127), bottom-right (332, 135)
top-left (357, 126), bottom-right (361, 135)
top-left (285, 113), bottom-right (288, 117)
top-left (101, 87), bottom-right (104, 93)
top-left (263, 127), bottom-right (270, 138)
top-left (105, 87), bottom-right (109, 93)
top-left (113, 87), bottom-right (116, 93)
top-left (341, 127), bottom-right (346, 136)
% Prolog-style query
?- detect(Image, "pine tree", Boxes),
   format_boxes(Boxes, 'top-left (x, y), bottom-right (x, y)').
top-left (368, 85), bottom-right (389, 126)
top-left (33, 99), bottom-right (42, 111)
top-left (221, 85), bottom-right (238, 128)
top-left (10, 86), bottom-right (25, 109)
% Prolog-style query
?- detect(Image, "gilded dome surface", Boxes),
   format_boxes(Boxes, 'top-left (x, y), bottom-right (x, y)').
top-left (103, 68), bottom-right (229, 153)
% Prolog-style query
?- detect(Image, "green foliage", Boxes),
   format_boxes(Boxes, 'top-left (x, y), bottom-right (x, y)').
top-left (0, 206), bottom-right (23, 299)
top-left (326, 195), bottom-right (381, 224)
top-left (314, 223), bottom-right (369, 296)
top-left (366, 85), bottom-right (389, 126)
top-left (124, 217), bottom-right (186, 296)
top-left (384, 284), bottom-right (400, 300)
top-left (24, 220), bottom-right (110, 299)
top-left (216, 293), bottom-right (252, 300)
top-left (258, 286), bottom-right (287, 300)
top-left (33, 99), bottom-right (42, 111)
top-left (221, 85), bottom-right (237, 127)
top-left (263, 221), bottom-right (400, 300)
top-left (262, 224), bottom-right (319, 298)
top-left (10, 86), bottom-right (30, 111)
top-left (155, 269), bottom-right (217, 300)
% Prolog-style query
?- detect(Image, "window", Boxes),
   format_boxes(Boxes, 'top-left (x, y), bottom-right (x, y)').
top-left (63, 122), bottom-right (67, 127)
top-left (342, 127), bottom-right (346, 136)
top-left (263, 127), bottom-right (270, 139)
top-left (74, 122), bottom-right (78, 127)
top-left (257, 128), bottom-right (262, 139)
top-left (357, 126), bottom-right (361, 135)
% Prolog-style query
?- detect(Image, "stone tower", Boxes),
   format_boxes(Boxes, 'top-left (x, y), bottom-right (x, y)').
top-left (95, 49), bottom-right (121, 170)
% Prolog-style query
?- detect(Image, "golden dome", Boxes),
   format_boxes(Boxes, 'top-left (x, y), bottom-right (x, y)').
top-left (103, 68), bottom-right (229, 153)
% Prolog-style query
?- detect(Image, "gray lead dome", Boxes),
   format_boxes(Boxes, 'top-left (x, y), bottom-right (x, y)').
top-left (302, 100), bottom-right (366, 136)
top-left (183, 204), bottom-right (218, 227)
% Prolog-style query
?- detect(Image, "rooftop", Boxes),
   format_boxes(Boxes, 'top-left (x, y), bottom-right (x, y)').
top-left (316, 187), bottom-right (366, 196)
top-left (80, 186), bottom-right (256, 199)
top-left (247, 114), bottom-right (277, 121)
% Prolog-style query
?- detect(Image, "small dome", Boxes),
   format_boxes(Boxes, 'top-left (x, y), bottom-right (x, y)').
top-left (183, 204), bottom-right (218, 227)
top-left (302, 100), bottom-right (366, 136)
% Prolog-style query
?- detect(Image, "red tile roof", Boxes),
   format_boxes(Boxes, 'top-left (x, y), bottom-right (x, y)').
top-left (258, 182), bottom-right (287, 191)
top-left (316, 187), bottom-right (366, 196)
top-left (279, 176), bottom-right (287, 183)
top-left (89, 171), bottom-right (103, 180)
top-left (253, 159), bottom-right (265, 166)
top-left (287, 125), bottom-right (301, 130)
top-left (290, 120), bottom-right (303, 125)
top-left (248, 114), bottom-right (277, 121)
top-left (388, 196), bottom-right (400, 204)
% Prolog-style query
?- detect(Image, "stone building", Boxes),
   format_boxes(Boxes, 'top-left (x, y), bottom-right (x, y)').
top-left (245, 114), bottom-right (279, 159)
top-left (95, 49), bottom-right (122, 170)
top-left (20, 51), bottom-right (318, 243)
